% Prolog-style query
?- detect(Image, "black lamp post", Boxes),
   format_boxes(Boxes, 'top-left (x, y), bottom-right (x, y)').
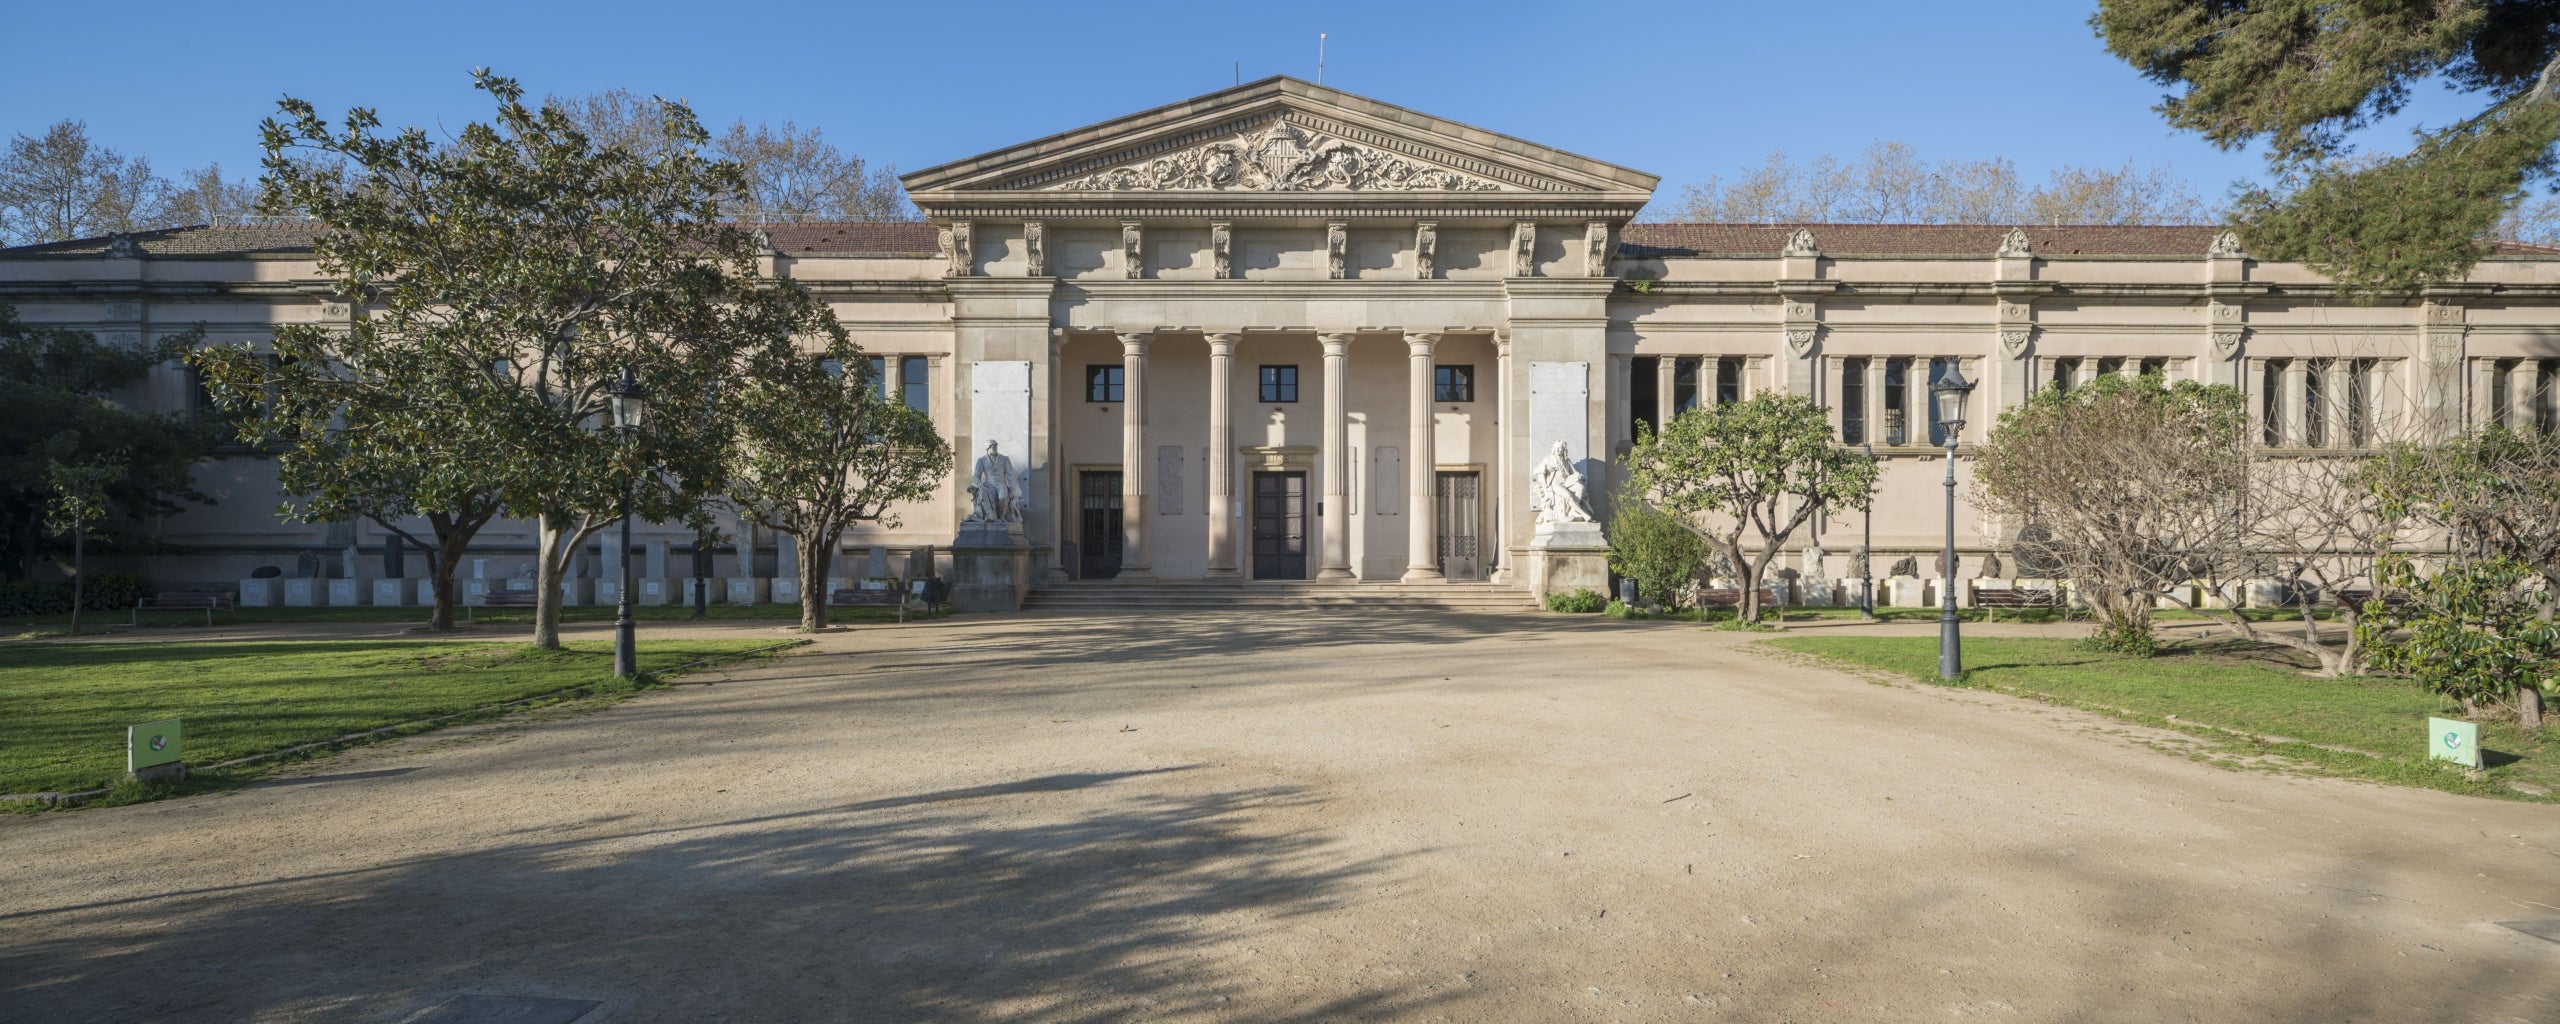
top-left (1931, 363), bottom-right (1975, 680)
top-left (606, 367), bottom-right (649, 680)
top-left (1860, 441), bottom-right (1877, 621)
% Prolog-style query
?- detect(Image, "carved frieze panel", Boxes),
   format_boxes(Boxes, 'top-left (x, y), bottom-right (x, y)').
top-left (1121, 222), bottom-right (1143, 280)
top-left (1326, 222), bottom-right (1347, 280)
top-left (1210, 222), bottom-right (1232, 279)
top-left (1046, 117), bottom-right (1504, 193)
top-left (321, 302), bottom-right (351, 319)
top-left (1414, 221), bottom-right (1436, 280)
top-left (1785, 328), bottom-right (1818, 356)
top-left (1024, 221), bottom-right (1046, 277)
top-left (103, 300), bottom-right (140, 321)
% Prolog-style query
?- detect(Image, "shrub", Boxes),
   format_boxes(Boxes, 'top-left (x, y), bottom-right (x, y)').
top-left (1607, 490), bottom-right (1707, 610)
top-left (1545, 588), bottom-right (1606, 614)
top-left (0, 580), bottom-right (72, 617)
top-left (78, 571), bottom-right (150, 611)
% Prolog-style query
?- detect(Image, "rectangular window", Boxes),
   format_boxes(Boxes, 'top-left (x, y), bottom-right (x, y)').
top-left (1434, 364), bottom-right (1474, 403)
top-left (2305, 358), bottom-right (2331, 448)
top-left (1630, 357), bottom-right (1659, 437)
top-left (2051, 356), bottom-right (2079, 393)
top-left (2139, 357), bottom-right (2167, 378)
top-left (1087, 365), bottom-right (1124, 402)
top-left (2262, 359), bottom-right (2286, 446)
top-left (2095, 356), bottom-right (2124, 379)
top-left (1840, 357), bottom-right (1868, 445)
top-left (867, 356), bottom-right (889, 401)
top-left (2353, 358), bottom-right (2377, 445)
top-left (1715, 357), bottom-right (1742, 405)
top-left (1673, 357), bottom-right (1701, 414)
top-left (1883, 357), bottom-right (1909, 445)
top-left (901, 357), bottom-right (929, 412)
top-left (1259, 364), bottom-right (1299, 403)
top-left (2493, 359), bottom-right (2516, 430)
top-left (2539, 359), bottom-right (2559, 435)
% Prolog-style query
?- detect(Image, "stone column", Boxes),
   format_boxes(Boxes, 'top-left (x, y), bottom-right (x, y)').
top-left (1205, 332), bottom-right (1240, 577)
top-left (1493, 332), bottom-right (1517, 584)
top-left (1318, 331), bottom-right (1355, 579)
top-left (2280, 359), bottom-right (2309, 447)
top-left (1404, 331), bottom-right (1445, 582)
top-left (1866, 357), bottom-right (1887, 446)
top-left (1654, 354), bottom-right (1676, 432)
top-left (2510, 360), bottom-right (2538, 433)
top-left (1118, 330), bottom-right (1155, 579)
top-left (1044, 329), bottom-right (1070, 581)
top-left (2332, 359), bottom-right (2360, 448)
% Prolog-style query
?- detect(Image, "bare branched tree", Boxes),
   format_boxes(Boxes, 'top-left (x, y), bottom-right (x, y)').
top-left (148, 163), bottom-right (259, 227)
top-left (1664, 142), bottom-right (2214, 225)
top-left (0, 120), bottom-right (159, 244)
top-left (554, 89), bottom-right (917, 221)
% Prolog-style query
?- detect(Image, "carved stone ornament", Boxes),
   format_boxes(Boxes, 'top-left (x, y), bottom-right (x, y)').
top-left (1210, 222), bottom-right (1232, 280)
top-left (104, 300), bottom-right (141, 321)
top-left (1998, 299), bottom-right (2032, 323)
top-left (2000, 328), bottom-right (2033, 357)
top-left (1785, 327), bottom-right (1818, 356)
top-left (2212, 328), bottom-right (2245, 357)
top-left (1023, 221), bottom-right (1046, 277)
top-left (1121, 221), bottom-right (1143, 280)
top-left (320, 302), bottom-right (351, 319)
top-left (1584, 221), bottom-right (1611, 278)
top-left (2209, 300), bottom-right (2243, 324)
top-left (944, 221), bottom-right (973, 278)
top-left (1531, 442), bottom-right (1597, 526)
top-left (1326, 222), bottom-right (1347, 280)
top-left (1995, 227), bottom-right (2034, 258)
top-left (751, 227), bottom-right (775, 256)
top-left (2425, 303), bottom-right (2466, 326)
top-left (105, 233), bottom-right (143, 258)
top-left (1414, 221), bottom-right (1437, 280)
top-left (1512, 221), bottom-right (1536, 277)
top-left (2207, 230), bottom-right (2246, 259)
top-left (1781, 228), bottom-right (1819, 258)
top-left (1051, 117), bottom-right (1502, 192)
top-left (1784, 300), bottom-right (1817, 321)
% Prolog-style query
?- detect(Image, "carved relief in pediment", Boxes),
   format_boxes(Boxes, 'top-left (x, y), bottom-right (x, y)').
top-left (1045, 118), bottom-right (1503, 193)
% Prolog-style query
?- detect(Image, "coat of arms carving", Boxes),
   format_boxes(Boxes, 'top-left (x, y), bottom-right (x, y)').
top-left (1050, 119), bottom-right (1502, 193)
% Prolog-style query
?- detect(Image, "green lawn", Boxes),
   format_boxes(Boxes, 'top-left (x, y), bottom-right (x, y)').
top-left (25, 601), bottom-right (944, 635)
top-left (0, 638), bottom-right (781, 796)
top-left (1765, 635), bottom-right (2557, 802)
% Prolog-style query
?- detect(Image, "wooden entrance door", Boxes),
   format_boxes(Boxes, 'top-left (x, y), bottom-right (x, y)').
top-left (1250, 471), bottom-right (1308, 579)
top-left (1436, 471), bottom-right (1484, 580)
top-left (1078, 471), bottom-right (1123, 579)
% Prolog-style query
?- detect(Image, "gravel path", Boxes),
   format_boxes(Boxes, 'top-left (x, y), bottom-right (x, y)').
top-left (3, 611), bottom-right (2553, 1022)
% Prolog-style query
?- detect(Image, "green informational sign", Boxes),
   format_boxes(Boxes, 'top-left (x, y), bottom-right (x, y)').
top-left (2427, 716), bottom-right (2481, 769)
top-left (128, 718), bottom-right (182, 772)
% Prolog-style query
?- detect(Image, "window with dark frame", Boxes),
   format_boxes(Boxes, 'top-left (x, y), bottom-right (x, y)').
top-left (1087, 364), bottom-right (1124, 402)
top-left (1714, 357), bottom-right (1742, 405)
top-left (1840, 357), bottom-right (1867, 444)
top-left (901, 357), bottom-right (929, 411)
top-left (1259, 364), bottom-right (1298, 403)
top-left (1434, 364), bottom-right (1474, 403)
top-left (868, 356), bottom-right (889, 401)
top-left (1883, 357), bottom-right (1909, 445)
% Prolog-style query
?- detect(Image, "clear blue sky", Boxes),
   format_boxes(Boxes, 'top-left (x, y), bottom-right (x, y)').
top-left (1, 0), bottom-right (2485, 212)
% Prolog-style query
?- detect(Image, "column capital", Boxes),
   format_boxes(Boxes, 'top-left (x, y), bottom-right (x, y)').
top-left (1405, 330), bottom-right (1443, 353)
top-left (1204, 331), bottom-right (1240, 353)
top-left (1318, 331), bottom-right (1353, 354)
top-left (1117, 330), bottom-right (1150, 356)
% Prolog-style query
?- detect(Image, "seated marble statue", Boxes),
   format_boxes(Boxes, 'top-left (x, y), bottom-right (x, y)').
top-left (965, 441), bottom-right (1023, 524)
top-left (1532, 442), bottom-right (1596, 526)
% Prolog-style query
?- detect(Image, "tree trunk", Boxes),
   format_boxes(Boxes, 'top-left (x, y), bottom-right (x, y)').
top-left (428, 568), bottom-right (459, 632)
top-left (2521, 684), bottom-right (2546, 731)
top-left (428, 521), bottom-right (471, 632)
top-left (67, 522), bottom-right (83, 637)
top-left (534, 512), bottom-right (567, 649)
top-left (798, 523), bottom-right (837, 632)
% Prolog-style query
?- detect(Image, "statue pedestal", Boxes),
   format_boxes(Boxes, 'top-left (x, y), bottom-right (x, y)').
top-left (1528, 521), bottom-right (1610, 602)
top-left (951, 522), bottom-right (1031, 613)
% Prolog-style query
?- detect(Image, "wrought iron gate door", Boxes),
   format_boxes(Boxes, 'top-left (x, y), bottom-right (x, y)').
top-left (1436, 471), bottom-right (1484, 580)
top-left (1251, 472), bottom-right (1307, 579)
top-left (1078, 471), bottom-right (1123, 579)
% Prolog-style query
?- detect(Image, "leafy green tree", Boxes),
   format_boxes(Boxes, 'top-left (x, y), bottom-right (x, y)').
top-left (725, 339), bottom-right (951, 631)
top-left (0, 302), bottom-right (212, 579)
top-left (2358, 556), bottom-right (2552, 728)
top-left (194, 336), bottom-right (507, 632)
top-left (255, 70), bottom-right (839, 648)
top-left (45, 457), bottom-right (115, 635)
top-left (1973, 375), bottom-right (2251, 656)
top-left (2095, 0), bottom-right (2560, 293)
top-left (1624, 395), bottom-right (1879, 624)
top-left (1606, 479), bottom-right (1709, 610)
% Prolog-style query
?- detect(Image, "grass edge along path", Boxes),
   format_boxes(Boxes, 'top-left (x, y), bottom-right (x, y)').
top-left (1, 638), bottom-right (796, 808)
top-left (1762, 635), bottom-right (2558, 804)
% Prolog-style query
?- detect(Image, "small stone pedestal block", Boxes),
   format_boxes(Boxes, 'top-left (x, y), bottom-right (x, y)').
top-left (772, 576), bottom-right (801, 606)
top-left (462, 580), bottom-right (497, 607)
top-left (326, 579), bottom-right (368, 607)
top-left (681, 578), bottom-right (719, 607)
top-left (372, 580), bottom-right (411, 606)
top-left (951, 524), bottom-right (1031, 612)
top-left (1887, 577), bottom-right (1926, 608)
top-left (283, 579), bottom-right (322, 607)
top-left (725, 578), bottom-right (770, 606)
top-left (238, 579), bottom-right (280, 607)
top-left (556, 579), bottom-right (594, 607)
top-left (1528, 522), bottom-right (1610, 602)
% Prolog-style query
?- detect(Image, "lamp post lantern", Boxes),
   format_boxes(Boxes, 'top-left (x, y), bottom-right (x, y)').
top-left (1860, 441), bottom-right (1876, 621)
top-left (1930, 363), bottom-right (1974, 680)
top-left (606, 367), bottom-right (649, 680)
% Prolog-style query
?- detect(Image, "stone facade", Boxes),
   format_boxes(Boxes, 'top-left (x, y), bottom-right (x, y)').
top-left (8, 76), bottom-right (2560, 601)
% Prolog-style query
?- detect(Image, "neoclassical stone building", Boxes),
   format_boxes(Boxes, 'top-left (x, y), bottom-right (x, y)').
top-left (8, 77), bottom-right (2560, 606)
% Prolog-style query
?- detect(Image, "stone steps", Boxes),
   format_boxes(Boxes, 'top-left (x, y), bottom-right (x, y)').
top-left (1022, 580), bottom-right (1541, 613)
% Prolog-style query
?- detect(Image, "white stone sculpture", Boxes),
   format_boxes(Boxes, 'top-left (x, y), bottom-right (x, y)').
top-left (1050, 118), bottom-right (1501, 193)
top-left (964, 441), bottom-right (1023, 524)
top-left (1531, 442), bottom-right (1596, 526)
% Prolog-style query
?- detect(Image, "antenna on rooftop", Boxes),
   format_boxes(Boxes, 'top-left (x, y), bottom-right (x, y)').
top-left (1318, 32), bottom-right (1326, 85)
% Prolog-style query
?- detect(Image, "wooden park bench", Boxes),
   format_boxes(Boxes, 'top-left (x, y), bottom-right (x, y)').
top-left (1972, 586), bottom-right (2064, 621)
top-left (1697, 587), bottom-right (1783, 610)
top-left (829, 586), bottom-right (912, 622)
top-left (132, 590), bottom-right (236, 627)
top-left (481, 588), bottom-right (543, 608)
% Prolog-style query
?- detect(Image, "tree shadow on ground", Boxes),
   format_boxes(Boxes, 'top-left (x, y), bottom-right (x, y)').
top-left (852, 610), bottom-right (1577, 679)
top-left (1, 771), bottom-right (1441, 1023)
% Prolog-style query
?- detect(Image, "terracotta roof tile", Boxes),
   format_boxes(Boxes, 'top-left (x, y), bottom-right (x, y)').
top-left (1618, 222), bottom-right (2560, 258)
top-left (0, 221), bottom-right (940, 259)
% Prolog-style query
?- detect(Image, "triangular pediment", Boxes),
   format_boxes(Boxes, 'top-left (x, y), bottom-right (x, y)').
top-left (902, 77), bottom-right (1656, 217)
